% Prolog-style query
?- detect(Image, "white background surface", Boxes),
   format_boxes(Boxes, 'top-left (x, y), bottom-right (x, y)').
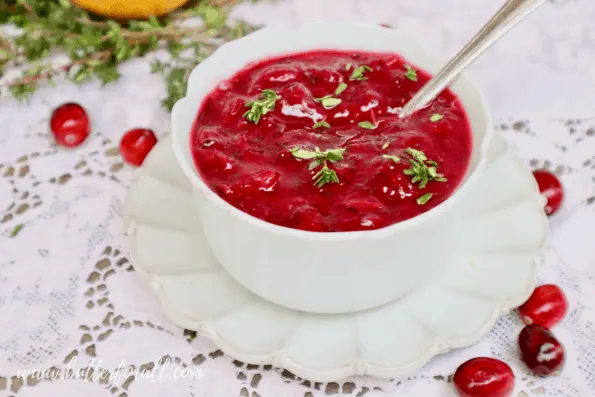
top-left (1, 0), bottom-right (595, 396)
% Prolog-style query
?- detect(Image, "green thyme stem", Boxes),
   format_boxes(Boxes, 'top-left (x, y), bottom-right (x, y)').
top-left (0, 0), bottom-right (258, 107)
top-left (6, 49), bottom-right (112, 88)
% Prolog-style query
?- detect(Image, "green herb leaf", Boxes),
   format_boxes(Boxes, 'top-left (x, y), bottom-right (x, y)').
top-left (346, 63), bottom-right (352, 71)
top-left (358, 121), bottom-right (377, 130)
top-left (313, 164), bottom-right (340, 188)
top-left (308, 160), bottom-right (321, 170)
top-left (320, 97), bottom-right (342, 109)
top-left (335, 82), bottom-right (348, 95)
top-left (382, 142), bottom-right (390, 150)
top-left (430, 114), bottom-right (444, 122)
top-left (243, 89), bottom-right (281, 124)
top-left (325, 148), bottom-right (346, 162)
top-left (290, 148), bottom-right (320, 160)
top-left (290, 146), bottom-right (346, 187)
top-left (314, 95), bottom-right (332, 101)
top-left (417, 193), bottom-right (433, 205)
top-left (350, 65), bottom-right (373, 81)
top-left (403, 148), bottom-right (447, 188)
top-left (404, 65), bottom-right (418, 82)
top-left (0, 0), bottom-right (259, 109)
top-left (10, 224), bottom-right (24, 238)
top-left (382, 154), bottom-right (400, 163)
top-left (313, 120), bottom-right (331, 129)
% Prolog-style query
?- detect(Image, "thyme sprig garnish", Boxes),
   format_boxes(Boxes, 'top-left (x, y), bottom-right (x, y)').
top-left (404, 65), bottom-right (417, 82)
top-left (334, 82), bottom-right (347, 95)
top-left (382, 154), bottom-right (400, 163)
top-left (403, 148), bottom-right (446, 189)
top-left (313, 120), bottom-right (330, 129)
top-left (358, 121), bottom-right (377, 130)
top-left (430, 113), bottom-right (444, 122)
top-left (417, 193), bottom-right (433, 205)
top-left (349, 65), bottom-right (372, 81)
top-left (315, 95), bottom-right (342, 109)
top-left (0, 0), bottom-right (259, 110)
top-left (243, 89), bottom-right (280, 124)
top-left (290, 146), bottom-right (346, 187)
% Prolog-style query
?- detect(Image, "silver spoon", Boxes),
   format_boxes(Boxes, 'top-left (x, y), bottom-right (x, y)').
top-left (399, 0), bottom-right (547, 119)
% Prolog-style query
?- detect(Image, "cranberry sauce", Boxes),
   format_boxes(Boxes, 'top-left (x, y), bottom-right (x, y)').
top-left (190, 50), bottom-right (473, 232)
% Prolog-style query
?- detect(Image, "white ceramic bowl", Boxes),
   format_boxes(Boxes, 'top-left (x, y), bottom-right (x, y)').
top-left (171, 22), bottom-right (493, 314)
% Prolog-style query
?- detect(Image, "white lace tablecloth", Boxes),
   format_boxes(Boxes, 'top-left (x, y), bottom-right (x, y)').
top-left (1, 0), bottom-right (595, 396)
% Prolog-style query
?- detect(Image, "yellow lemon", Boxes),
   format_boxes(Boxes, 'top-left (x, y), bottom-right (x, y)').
top-left (72, 0), bottom-right (188, 19)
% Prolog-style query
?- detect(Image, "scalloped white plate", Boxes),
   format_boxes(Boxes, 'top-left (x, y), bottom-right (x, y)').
top-left (125, 134), bottom-right (546, 382)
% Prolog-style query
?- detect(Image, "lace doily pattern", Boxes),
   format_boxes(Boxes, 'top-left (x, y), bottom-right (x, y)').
top-left (1, 0), bottom-right (595, 396)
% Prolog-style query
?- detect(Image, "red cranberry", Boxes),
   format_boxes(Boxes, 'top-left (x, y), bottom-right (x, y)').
top-left (50, 103), bottom-right (90, 148)
top-left (532, 169), bottom-right (564, 216)
top-left (119, 128), bottom-right (158, 167)
top-left (519, 325), bottom-right (565, 376)
top-left (519, 284), bottom-right (568, 328)
top-left (453, 357), bottom-right (515, 397)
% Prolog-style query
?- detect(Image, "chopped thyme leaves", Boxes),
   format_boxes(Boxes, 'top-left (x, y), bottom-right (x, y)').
top-left (404, 65), bottom-right (417, 82)
top-left (417, 193), bottom-right (433, 205)
top-left (350, 65), bottom-right (373, 81)
top-left (313, 120), bottom-right (331, 129)
top-left (335, 82), bottom-right (348, 95)
top-left (290, 146), bottom-right (346, 187)
top-left (315, 96), bottom-right (342, 109)
top-left (313, 164), bottom-right (340, 187)
top-left (358, 121), bottom-right (377, 130)
top-left (430, 114), bottom-right (444, 122)
top-left (402, 148), bottom-right (447, 189)
top-left (382, 154), bottom-right (400, 163)
top-left (243, 89), bottom-right (281, 124)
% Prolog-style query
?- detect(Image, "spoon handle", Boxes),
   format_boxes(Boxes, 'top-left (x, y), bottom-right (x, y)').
top-left (399, 0), bottom-right (547, 119)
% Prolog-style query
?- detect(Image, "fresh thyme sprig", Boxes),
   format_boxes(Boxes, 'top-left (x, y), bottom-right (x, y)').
top-left (403, 148), bottom-right (447, 189)
top-left (290, 146), bottom-right (346, 188)
top-left (243, 89), bottom-right (281, 124)
top-left (0, 0), bottom-right (259, 110)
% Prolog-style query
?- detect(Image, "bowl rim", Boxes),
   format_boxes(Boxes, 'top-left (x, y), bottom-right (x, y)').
top-left (171, 21), bottom-right (494, 241)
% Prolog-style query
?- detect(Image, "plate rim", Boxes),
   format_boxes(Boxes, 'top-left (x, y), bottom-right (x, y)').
top-left (125, 135), bottom-right (544, 382)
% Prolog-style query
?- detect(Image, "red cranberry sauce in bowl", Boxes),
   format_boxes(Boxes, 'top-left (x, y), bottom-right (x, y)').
top-left (190, 50), bottom-right (473, 232)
